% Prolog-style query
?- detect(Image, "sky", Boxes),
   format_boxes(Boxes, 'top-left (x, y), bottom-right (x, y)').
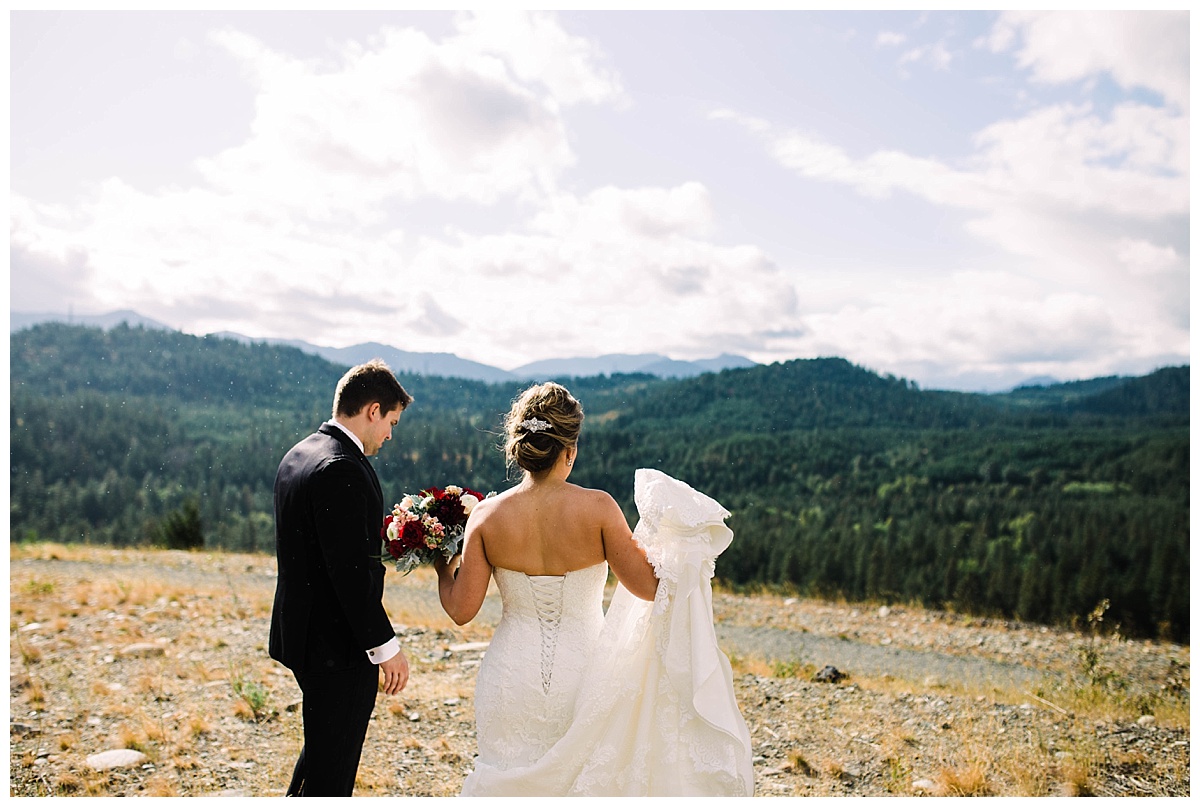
top-left (8, 9), bottom-right (1191, 391)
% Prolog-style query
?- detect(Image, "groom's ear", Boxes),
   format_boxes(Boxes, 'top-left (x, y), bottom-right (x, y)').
top-left (366, 401), bottom-right (382, 421)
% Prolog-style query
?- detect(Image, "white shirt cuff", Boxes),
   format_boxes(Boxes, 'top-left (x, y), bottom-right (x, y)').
top-left (366, 636), bottom-right (400, 664)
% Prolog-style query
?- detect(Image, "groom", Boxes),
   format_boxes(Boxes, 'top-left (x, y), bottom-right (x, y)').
top-left (269, 359), bottom-right (414, 796)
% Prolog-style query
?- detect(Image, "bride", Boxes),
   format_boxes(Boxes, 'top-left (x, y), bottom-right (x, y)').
top-left (435, 382), bottom-right (754, 796)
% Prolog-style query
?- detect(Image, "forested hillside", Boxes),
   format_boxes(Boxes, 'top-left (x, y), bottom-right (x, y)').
top-left (10, 323), bottom-right (1189, 640)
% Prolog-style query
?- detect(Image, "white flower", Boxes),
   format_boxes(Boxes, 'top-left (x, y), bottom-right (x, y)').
top-left (386, 520), bottom-right (399, 541)
top-left (445, 485), bottom-right (463, 496)
top-left (399, 496), bottom-right (414, 511)
top-left (421, 496), bottom-right (435, 510)
top-left (461, 494), bottom-right (479, 514)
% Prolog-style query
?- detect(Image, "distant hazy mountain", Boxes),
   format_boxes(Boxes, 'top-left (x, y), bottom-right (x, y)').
top-left (511, 352), bottom-right (756, 379)
top-left (213, 333), bottom-right (755, 382)
top-left (210, 333), bottom-right (519, 384)
top-left (993, 375), bottom-right (1134, 409)
top-left (1010, 375), bottom-right (1061, 390)
top-left (9, 309), bottom-right (171, 332)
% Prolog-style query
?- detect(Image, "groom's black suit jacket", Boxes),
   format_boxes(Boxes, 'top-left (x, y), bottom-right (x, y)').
top-left (269, 423), bottom-right (395, 672)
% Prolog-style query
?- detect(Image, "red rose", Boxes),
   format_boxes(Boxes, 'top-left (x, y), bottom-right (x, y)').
top-left (400, 519), bottom-right (426, 551)
top-left (386, 539), bottom-right (404, 560)
top-left (431, 496), bottom-right (466, 528)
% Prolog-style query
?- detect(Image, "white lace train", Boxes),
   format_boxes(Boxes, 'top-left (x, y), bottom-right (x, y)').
top-left (460, 469), bottom-right (755, 796)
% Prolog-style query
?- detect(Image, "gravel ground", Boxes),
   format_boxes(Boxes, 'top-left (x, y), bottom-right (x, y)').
top-left (9, 547), bottom-right (1191, 797)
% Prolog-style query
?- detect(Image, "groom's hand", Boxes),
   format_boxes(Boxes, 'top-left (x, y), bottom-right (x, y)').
top-left (380, 649), bottom-right (409, 695)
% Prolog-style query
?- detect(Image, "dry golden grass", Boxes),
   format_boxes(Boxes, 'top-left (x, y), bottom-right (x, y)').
top-left (117, 723), bottom-right (150, 753)
top-left (50, 771), bottom-right (89, 796)
top-left (26, 678), bottom-right (46, 707)
top-left (10, 544), bottom-right (1190, 798)
top-left (936, 761), bottom-right (990, 796)
top-left (141, 773), bottom-right (181, 796)
top-left (187, 712), bottom-right (212, 738)
top-left (15, 636), bottom-right (42, 665)
top-left (1057, 756), bottom-right (1095, 797)
top-left (786, 749), bottom-right (818, 777)
top-left (170, 754), bottom-right (200, 771)
top-left (727, 651), bottom-right (775, 678)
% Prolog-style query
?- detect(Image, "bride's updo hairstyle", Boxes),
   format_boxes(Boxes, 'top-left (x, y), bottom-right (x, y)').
top-left (503, 382), bottom-right (583, 474)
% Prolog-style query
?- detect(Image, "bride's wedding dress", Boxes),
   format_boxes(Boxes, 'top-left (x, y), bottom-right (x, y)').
top-left (461, 469), bottom-right (754, 796)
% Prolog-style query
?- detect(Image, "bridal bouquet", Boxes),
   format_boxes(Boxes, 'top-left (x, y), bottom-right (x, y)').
top-left (380, 485), bottom-right (491, 574)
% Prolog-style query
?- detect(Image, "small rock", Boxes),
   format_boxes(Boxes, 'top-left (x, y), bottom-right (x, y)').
top-left (813, 666), bottom-right (847, 684)
top-left (878, 606), bottom-right (890, 618)
top-left (1137, 715), bottom-right (1156, 728)
top-left (20, 622), bottom-right (42, 632)
top-left (913, 778), bottom-right (936, 792)
top-left (784, 598), bottom-right (798, 605)
top-left (285, 700), bottom-right (303, 713)
top-left (408, 712), bottom-right (421, 722)
top-left (443, 698), bottom-right (461, 706)
top-left (447, 642), bottom-right (490, 654)
top-left (87, 749), bottom-right (149, 771)
top-left (10, 723), bottom-right (40, 737)
top-left (923, 676), bottom-right (942, 689)
top-left (122, 643), bottom-right (165, 658)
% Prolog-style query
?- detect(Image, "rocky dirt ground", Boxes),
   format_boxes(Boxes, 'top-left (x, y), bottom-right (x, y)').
top-left (8, 544), bottom-right (1191, 797)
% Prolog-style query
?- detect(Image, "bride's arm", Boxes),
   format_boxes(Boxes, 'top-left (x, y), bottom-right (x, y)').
top-left (435, 517), bottom-right (492, 625)
top-left (598, 492), bottom-right (659, 601)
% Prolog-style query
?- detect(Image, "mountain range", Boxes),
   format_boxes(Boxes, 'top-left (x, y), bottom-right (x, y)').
top-left (8, 309), bottom-right (754, 382)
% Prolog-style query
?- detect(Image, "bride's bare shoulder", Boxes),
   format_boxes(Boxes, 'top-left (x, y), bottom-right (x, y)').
top-left (570, 485), bottom-right (622, 512)
top-left (469, 488), bottom-right (511, 519)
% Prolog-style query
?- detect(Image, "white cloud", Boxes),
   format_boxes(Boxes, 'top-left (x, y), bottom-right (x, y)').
top-left (9, 11), bottom-right (1187, 391)
top-left (718, 91), bottom-right (1187, 302)
top-left (450, 10), bottom-right (625, 107)
top-left (711, 11), bottom-right (1187, 386)
top-left (1114, 237), bottom-right (1181, 277)
top-left (197, 11), bottom-right (625, 221)
top-left (988, 11), bottom-right (1189, 110)
top-left (897, 41), bottom-right (953, 71)
top-left (402, 183), bottom-right (799, 368)
top-left (8, 11), bottom-right (639, 348)
top-left (766, 268), bottom-right (1183, 390)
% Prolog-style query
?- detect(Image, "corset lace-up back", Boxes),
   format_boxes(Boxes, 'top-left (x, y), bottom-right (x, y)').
top-left (471, 563), bottom-right (607, 770)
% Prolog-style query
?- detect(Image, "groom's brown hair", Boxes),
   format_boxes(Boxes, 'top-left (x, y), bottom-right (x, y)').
top-left (332, 359), bottom-right (413, 418)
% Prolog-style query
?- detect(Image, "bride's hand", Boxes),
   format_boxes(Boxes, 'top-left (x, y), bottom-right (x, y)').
top-left (434, 553), bottom-right (460, 578)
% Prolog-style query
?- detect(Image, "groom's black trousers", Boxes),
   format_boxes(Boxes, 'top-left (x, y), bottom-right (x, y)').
top-left (286, 663), bottom-right (379, 796)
